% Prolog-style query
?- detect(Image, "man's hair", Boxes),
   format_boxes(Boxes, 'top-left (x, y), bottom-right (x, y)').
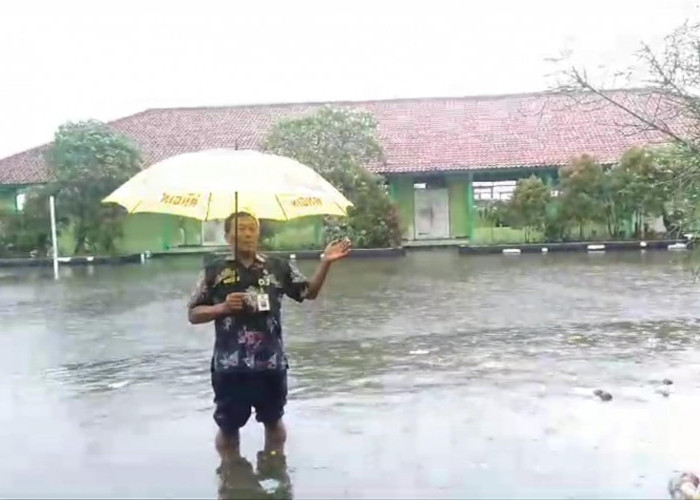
top-left (223, 211), bottom-right (259, 235)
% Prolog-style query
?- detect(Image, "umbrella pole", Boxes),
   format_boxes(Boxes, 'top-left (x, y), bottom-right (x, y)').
top-left (234, 191), bottom-right (238, 258)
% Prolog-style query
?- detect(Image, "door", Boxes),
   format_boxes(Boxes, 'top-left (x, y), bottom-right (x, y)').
top-left (414, 188), bottom-right (450, 239)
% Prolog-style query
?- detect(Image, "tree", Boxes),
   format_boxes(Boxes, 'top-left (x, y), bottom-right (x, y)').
top-left (45, 120), bottom-right (143, 254)
top-left (505, 176), bottom-right (551, 242)
top-left (555, 22), bottom-right (699, 150)
top-left (558, 155), bottom-right (606, 240)
top-left (542, 198), bottom-right (570, 242)
top-left (656, 144), bottom-right (700, 237)
top-left (554, 21), bottom-right (700, 236)
top-left (607, 147), bottom-right (668, 238)
top-left (262, 106), bottom-right (402, 248)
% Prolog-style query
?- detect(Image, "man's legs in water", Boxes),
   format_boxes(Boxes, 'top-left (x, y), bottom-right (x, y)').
top-left (214, 371), bottom-right (288, 458)
top-left (216, 419), bottom-right (285, 460)
top-left (256, 370), bottom-right (289, 453)
top-left (216, 429), bottom-right (241, 462)
top-left (263, 419), bottom-right (286, 453)
top-left (212, 371), bottom-right (251, 463)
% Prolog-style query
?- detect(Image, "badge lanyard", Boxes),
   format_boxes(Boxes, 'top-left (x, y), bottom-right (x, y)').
top-left (257, 268), bottom-right (271, 312)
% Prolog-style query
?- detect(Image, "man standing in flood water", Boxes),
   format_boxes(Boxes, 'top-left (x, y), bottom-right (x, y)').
top-left (187, 211), bottom-right (351, 465)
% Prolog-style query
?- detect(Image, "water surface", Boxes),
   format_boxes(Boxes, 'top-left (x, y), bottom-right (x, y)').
top-left (1, 250), bottom-right (699, 498)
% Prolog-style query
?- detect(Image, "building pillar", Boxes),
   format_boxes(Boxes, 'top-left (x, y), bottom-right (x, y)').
top-left (162, 216), bottom-right (172, 250)
top-left (389, 176), bottom-right (415, 240)
top-left (313, 217), bottom-right (323, 245)
top-left (466, 172), bottom-right (475, 242)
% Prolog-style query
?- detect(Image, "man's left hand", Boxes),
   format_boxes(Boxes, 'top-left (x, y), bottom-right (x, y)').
top-left (322, 238), bottom-right (352, 263)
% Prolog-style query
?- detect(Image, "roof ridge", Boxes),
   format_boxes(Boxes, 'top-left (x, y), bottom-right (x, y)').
top-left (1, 87), bottom-right (663, 156)
top-left (107, 109), bottom-right (157, 126)
top-left (0, 110), bottom-right (155, 162)
top-left (0, 86), bottom-right (678, 185)
top-left (136, 87), bottom-right (659, 114)
top-left (0, 143), bottom-right (50, 163)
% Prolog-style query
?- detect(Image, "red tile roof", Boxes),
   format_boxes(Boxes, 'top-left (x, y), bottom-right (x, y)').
top-left (0, 89), bottom-right (687, 185)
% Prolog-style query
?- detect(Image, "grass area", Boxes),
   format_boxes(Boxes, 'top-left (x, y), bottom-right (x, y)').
top-left (473, 227), bottom-right (543, 245)
top-left (265, 223), bottom-right (633, 250)
top-left (473, 223), bottom-right (634, 245)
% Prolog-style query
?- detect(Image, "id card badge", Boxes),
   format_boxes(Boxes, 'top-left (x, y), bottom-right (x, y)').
top-left (257, 293), bottom-right (271, 312)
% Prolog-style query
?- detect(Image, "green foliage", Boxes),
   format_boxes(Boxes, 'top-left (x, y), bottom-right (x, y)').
top-left (477, 200), bottom-right (509, 226)
top-left (607, 147), bottom-right (667, 238)
top-left (45, 120), bottom-right (143, 254)
top-left (0, 189), bottom-right (52, 257)
top-left (558, 155), bottom-right (606, 240)
top-left (542, 199), bottom-right (569, 242)
top-left (655, 145), bottom-right (700, 238)
top-left (559, 22), bottom-right (700, 244)
top-left (259, 219), bottom-right (319, 251)
top-left (505, 176), bottom-right (551, 242)
top-left (323, 172), bottom-right (401, 248)
top-left (262, 106), bottom-right (384, 177)
top-left (473, 148), bottom-right (689, 244)
top-left (263, 106), bottom-right (401, 248)
top-left (476, 200), bottom-right (510, 242)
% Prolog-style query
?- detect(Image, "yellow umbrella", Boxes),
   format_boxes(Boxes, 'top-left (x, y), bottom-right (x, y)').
top-left (102, 149), bottom-right (352, 221)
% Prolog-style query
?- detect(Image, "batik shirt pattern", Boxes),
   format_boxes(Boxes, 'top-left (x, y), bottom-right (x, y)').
top-left (188, 254), bottom-right (310, 373)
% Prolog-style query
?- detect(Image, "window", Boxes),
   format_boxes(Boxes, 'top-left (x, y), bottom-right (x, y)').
top-left (473, 180), bottom-right (517, 201)
top-left (413, 176), bottom-right (446, 190)
top-left (202, 220), bottom-right (227, 246)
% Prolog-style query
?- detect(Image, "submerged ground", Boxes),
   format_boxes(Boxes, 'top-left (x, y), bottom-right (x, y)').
top-left (1, 250), bottom-right (699, 498)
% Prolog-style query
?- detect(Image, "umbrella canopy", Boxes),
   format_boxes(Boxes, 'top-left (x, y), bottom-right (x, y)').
top-left (102, 149), bottom-right (352, 221)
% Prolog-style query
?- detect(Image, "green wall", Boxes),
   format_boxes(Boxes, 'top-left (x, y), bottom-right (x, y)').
top-left (0, 188), bottom-right (17, 212)
top-left (116, 214), bottom-right (202, 254)
top-left (53, 213), bottom-right (202, 256)
top-left (389, 176), bottom-right (415, 239)
top-left (446, 175), bottom-right (469, 238)
top-left (389, 174), bottom-right (475, 240)
top-left (0, 182), bottom-right (324, 255)
top-left (53, 213), bottom-right (325, 256)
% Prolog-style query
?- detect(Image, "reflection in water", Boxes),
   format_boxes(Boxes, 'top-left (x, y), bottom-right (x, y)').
top-left (218, 452), bottom-right (292, 500)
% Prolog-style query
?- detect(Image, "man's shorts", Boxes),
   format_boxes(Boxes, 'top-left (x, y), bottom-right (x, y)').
top-left (211, 369), bottom-right (288, 434)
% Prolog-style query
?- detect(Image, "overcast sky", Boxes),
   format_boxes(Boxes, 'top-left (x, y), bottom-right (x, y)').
top-left (0, 0), bottom-right (698, 158)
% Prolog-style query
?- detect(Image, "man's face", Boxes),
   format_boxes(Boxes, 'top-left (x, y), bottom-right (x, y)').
top-left (226, 215), bottom-right (259, 253)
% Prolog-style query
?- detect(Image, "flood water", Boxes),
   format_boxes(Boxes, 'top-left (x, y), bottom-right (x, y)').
top-left (2, 250), bottom-right (700, 499)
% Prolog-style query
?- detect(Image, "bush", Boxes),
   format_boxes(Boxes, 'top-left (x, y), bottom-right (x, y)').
top-left (263, 106), bottom-right (402, 248)
top-left (0, 190), bottom-right (52, 257)
top-left (505, 176), bottom-right (551, 242)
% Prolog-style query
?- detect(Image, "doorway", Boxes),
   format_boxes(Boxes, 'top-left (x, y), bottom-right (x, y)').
top-left (414, 186), bottom-right (450, 239)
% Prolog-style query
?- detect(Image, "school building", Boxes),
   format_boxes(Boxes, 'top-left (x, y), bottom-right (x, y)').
top-left (0, 89), bottom-right (676, 253)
